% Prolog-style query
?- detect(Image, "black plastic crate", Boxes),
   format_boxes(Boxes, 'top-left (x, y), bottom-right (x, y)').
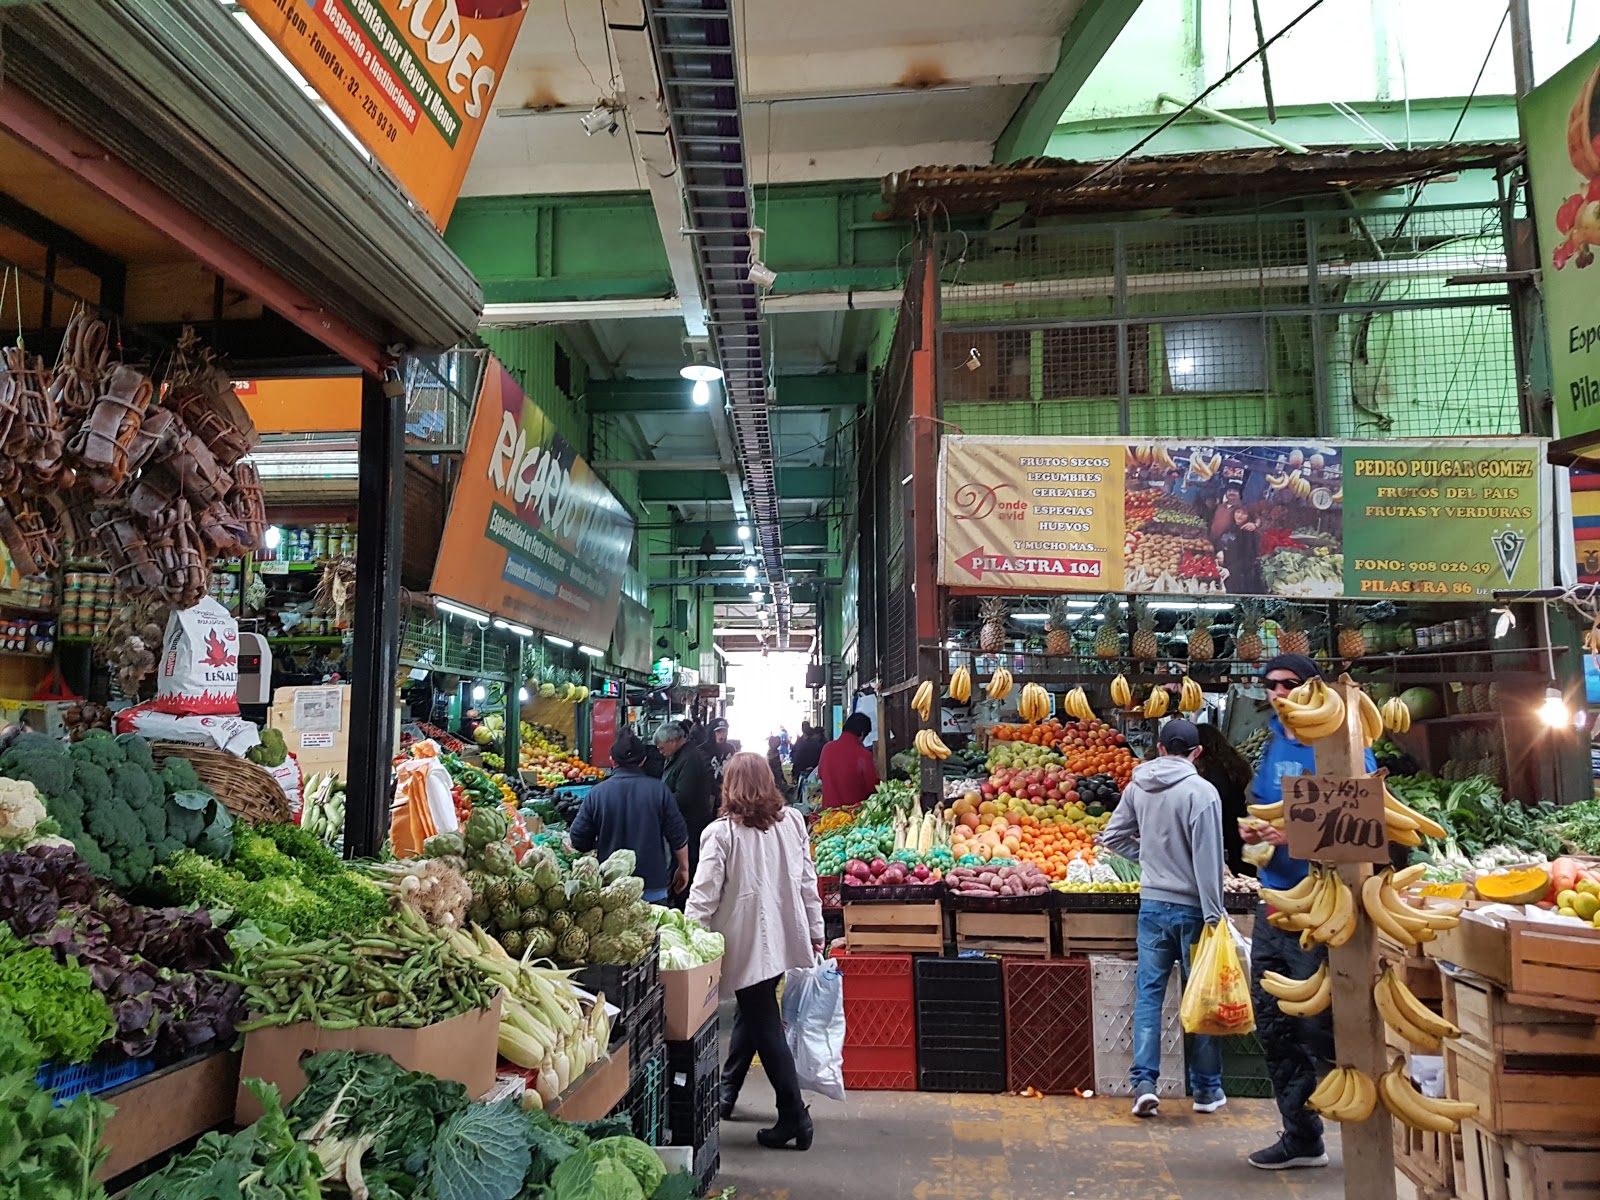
top-left (917, 1065), bottom-right (1007, 1093)
top-left (630, 984), bottom-right (666, 1063)
top-left (616, 1044), bottom-right (668, 1145)
top-left (913, 955), bottom-right (1004, 1005)
top-left (839, 880), bottom-right (947, 902)
top-left (945, 891), bottom-right (1055, 913)
top-left (1224, 892), bottom-right (1258, 914)
top-left (692, 1126), bottom-right (720, 1197)
top-left (1053, 891), bottom-right (1140, 912)
top-left (915, 1001), bottom-right (1005, 1055)
top-left (667, 1012), bottom-right (719, 1084)
top-left (668, 1069), bottom-right (719, 1147)
top-left (914, 957), bottom-right (1005, 1093)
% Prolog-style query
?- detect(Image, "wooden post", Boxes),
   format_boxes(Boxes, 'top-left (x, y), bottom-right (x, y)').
top-left (1314, 676), bottom-right (1396, 1200)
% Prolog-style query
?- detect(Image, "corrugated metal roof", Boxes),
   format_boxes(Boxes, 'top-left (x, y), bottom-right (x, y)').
top-left (879, 144), bottom-right (1521, 219)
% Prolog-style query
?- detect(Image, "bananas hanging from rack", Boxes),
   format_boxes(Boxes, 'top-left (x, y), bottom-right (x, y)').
top-left (949, 666), bottom-right (972, 705)
top-left (1307, 1067), bottom-right (1379, 1123)
top-left (1018, 682), bottom-right (1051, 724)
top-left (1290, 475), bottom-right (1313, 499)
top-left (1361, 867), bottom-right (1462, 947)
top-left (1261, 962), bottom-right (1331, 1016)
top-left (1374, 966), bottom-right (1460, 1054)
top-left (1354, 686), bottom-right (1384, 746)
top-left (1187, 451), bottom-right (1223, 481)
top-left (1110, 674), bottom-right (1132, 709)
top-left (1178, 676), bottom-right (1204, 714)
top-left (1063, 686), bottom-right (1094, 722)
top-left (914, 728), bottom-right (952, 760)
top-left (1379, 1056), bottom-right (1478, 1134)
top-left (1273, 677), bottom-right (1347, 743)
top-left (1382, 784), bottom-right (1448, 846)
top-left (1263, 865), bottom-right (1356, 948)
top-left (1143, 686), bottom-right (1170, 720)
top-left (1380, 696), bottom-right (1412, 734)
top-left (985, 667), bottom-right (1013, 702)
top-left (912, 680), bottom-right (935, 722)
top-left (1265, 472), bottom-right (1291, 491)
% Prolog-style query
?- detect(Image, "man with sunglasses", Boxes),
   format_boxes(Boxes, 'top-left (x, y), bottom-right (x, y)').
top-left (1242, 653), bottom-right (1375, 1171)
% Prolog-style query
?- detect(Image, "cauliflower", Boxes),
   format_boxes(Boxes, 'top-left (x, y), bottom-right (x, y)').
top-left (0, 778), bottom-right (47, 841)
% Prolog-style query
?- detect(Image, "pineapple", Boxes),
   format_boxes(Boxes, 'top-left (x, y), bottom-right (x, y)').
top-left (978, 597), bottom-right (1009, 654)
top-left (1336, 605), bottom-right (1367, 659)
top-left (1277, 605), bottom-right (1310, 656)
top-left (1093, 595), bottom-right (1123, 658)
top-left (1130, 597), bottom-right (1158, 661)
top-left (1236, 600), bottom-right (1264, 662)
top-left (1045, 597), bottom-right (1072, 657)
top-left (1187, 614), bottom-right (1214, 661)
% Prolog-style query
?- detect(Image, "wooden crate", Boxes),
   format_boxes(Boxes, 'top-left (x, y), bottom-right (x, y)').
top-left (1443, 971), bottom-right (1600, 1060)
top-left (1056, 910), bottom-right (1137, 957)
top-left (1458, 1120), bottom-right (1600, 1200)
top-left (1394, 1119), bottom-right (1455, 1198)
top-left (1446, 1039), bottom-right (1600, 1137)
top-left (843, 903), bottom-right (945, 955)
top-left (1505, 919), bottom-right (1600, 1016)
top-left (101, 1050), bottom-right (239, 1181)
top-left (955, 910), bottom-right (1053, 957)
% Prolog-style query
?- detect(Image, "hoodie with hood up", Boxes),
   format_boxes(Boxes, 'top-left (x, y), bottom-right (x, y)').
top-left (1099, 755), bottom-right (1226, 924)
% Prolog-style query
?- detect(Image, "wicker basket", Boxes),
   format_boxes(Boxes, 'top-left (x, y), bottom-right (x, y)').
top-left (1568, 60), bottom-right (1600, 180)
top-left (151, 742), bottom-right (291, 825)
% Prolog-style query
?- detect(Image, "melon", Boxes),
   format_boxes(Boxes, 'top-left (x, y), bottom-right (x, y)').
top-left (1398, 687), bottom-right (1442, 721)
top-left (1473, 866), bottom-right (1550, 906)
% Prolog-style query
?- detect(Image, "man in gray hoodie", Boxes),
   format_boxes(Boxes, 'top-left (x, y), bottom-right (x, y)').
top-left (1098, 718), bottom-right (1227, 1118)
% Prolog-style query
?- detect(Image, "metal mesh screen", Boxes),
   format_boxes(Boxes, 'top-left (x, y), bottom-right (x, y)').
top-left (398, 605), bottom-right (511, 680)
top-left (403, 349), bottom-right (486, 451)
top-left (935, 202), bottom-right (1522, 439)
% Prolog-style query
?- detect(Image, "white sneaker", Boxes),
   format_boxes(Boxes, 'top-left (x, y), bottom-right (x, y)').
top-left (1192, 1091), bottom-right (1228, 1114)
top-left (1132, 1092), bottom-right (1160, 1118)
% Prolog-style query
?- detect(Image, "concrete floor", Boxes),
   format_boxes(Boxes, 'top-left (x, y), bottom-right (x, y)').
top-left (712, 1064), bottom-right (1345, 1200)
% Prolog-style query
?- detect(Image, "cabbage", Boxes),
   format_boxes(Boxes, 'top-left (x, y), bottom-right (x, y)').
top-left (688, 927), bottom-right (724, 961)
top-left (590, 1136), bottom-right (664, 1196)
top-left (661, 944), bottom-right (699, 971)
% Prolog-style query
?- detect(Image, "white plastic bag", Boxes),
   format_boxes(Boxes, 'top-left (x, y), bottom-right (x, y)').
top-left (1227, 916), bottom-right (1252, 974)
top-left (780, 957), bottom-right (846, 1102)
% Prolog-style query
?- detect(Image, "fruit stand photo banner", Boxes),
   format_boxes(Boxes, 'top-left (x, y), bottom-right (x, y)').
top-left (433, 360), bottom-right (635, 647)
top-left (937, 436), bottom-right (1550, 600)
top-left (236, 0), bottom-right (529, 229)
top-left (1522, 37), bottom-right (1600, 441)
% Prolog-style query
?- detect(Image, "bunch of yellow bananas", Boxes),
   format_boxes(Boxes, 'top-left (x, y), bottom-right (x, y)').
top-left (1380, 696), bottom-right (1412, 733)
top-left (1177, 676), bottom-right (1204, 713)
top-left (1354, 687), bottom-right (1384, 745)
top-left (950, 666), bottom-right (972, 704)
top-left (1307, 1067), bottom-right (1378, 1123)
top-left (985, 667), bottom-right (1013, 701)
top-left (1110, 674), bottom-right (1132, 708)
top-left (1063, 687), bottom-right (1094, 721)
top-left (915, 728), bottom-right (951, 759)
top-left (1129, 445), bottom-right (1177, 471)
top-left (1374, 966), bottom-right (1460, 1053)
top-left (1361, 865), bottom-right (1461, 946)
top-left (1382, 786), bottom-right (1447, 847)
top-left (1263, 865), bottom-right (1356, 949)
top-left (1266, 471), bottom-right (1291, 490)
top-left (1273, 677), bottom-right (1347, 742)
top-left (1187, 451), bottom-right (1223, 480)
top-left (1246, 799), bottom-right (1285, 829)
top-left (1379, 1056), bottom-right (1477, 1133)
top-left (1261, 961), bottom-right (1330, 1017)
top-left (1143, 686), bottom-right (1169, 719)
top-left (1018, 682), bottom-right (1050, 724)
top-left (912, 680), bottom-right (935, 722)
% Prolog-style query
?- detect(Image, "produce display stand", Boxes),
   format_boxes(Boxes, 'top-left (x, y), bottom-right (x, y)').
top-left (948, 893), bottom-right (1055, 958)
top-left (98, 1050), bottom-right (240, 1182)
top-left (549, 1041), bottom-right (631, 1123)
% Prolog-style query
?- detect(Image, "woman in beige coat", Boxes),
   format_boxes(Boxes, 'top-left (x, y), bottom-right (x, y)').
top-left (686, 752), bottom-right (824, 1150)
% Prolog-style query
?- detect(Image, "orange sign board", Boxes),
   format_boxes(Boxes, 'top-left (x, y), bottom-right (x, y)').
top-left (237, 0), bottom-right (528, 228)
top-left (236, 377), bottom-right (362, 433)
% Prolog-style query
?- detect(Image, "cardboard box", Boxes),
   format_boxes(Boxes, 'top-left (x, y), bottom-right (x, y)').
top-left (235, 995), bottom-right (501, 1123)
top-left (99, 1050), bottom-right (240, 1180)
top-left (663, 959), bottom-right (721, 1042)
top-left (548, 1043), bottom-right (630, 1122)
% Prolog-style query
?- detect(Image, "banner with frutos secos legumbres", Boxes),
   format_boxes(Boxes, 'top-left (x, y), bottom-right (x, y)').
top-left (937, 437), bottom-right (1549, 601)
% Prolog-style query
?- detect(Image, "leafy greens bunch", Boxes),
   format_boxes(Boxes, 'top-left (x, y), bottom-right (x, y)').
top-left (0, 1066), bottom-right (111, 1200)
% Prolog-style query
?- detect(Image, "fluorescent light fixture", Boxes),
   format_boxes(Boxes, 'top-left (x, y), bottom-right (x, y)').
top-left (263, 525), bottom-right (283, 550)
top-left (493, 619), bottom-right (534, 637)
top-left (692, 379), bottom-right (711, 405)
top-left (250, 450), bottom-right (360, 479)
top-left (744, 564), bottom-right (757, 582)
top-left (519, 687), bottom-right (531, 702)
top-left (1539, 687), bottom-right (1570, 728)
top-left (435, 598), bottom-right (489, 623)
top-left (750, 591), bottom-right (764, 604)
top-left (679, 362), bottom-right (723, 383)
top-left (579, 645), bottom-right (605, 657)
top-left (545, 634), bottom-right (575, 649)
top-left (1012, 614), bottom-right (1049, 622)
top-left (737, 525), bottom-right (751, 541)
top-left (471, 684), bottom-right (486, 701)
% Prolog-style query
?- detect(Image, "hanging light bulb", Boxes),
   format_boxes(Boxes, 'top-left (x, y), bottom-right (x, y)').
top-left (263, 525), bottom-right (283, 550)
top-left (737, 524), bottom-right (751, 541)
top-left (744, 564), bottom-right (757, 582)
top-left (1538, 687), bottom-right (1570, 728)
top-left (471, 684), bottom-right (486, 701)
top-left (692, 379), bottom-right (710, 405)
top-left (519, 687), bottom-right (530, 703)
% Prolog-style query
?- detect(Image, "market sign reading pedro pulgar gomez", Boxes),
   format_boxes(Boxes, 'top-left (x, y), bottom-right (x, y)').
top-left (1522, 37), bottom-right (1600, 440)
top-left (433, 361), bottom-right (635, 649)
top-left (937, 437), bottom-right (1549, 601)
top-left (237, 0), bottom-right (529, 229)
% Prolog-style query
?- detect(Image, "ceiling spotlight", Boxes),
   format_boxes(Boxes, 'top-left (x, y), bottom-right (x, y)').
top-left (692, 379), bottom-right (711, 405)
top-left (747, 261), bottom-right (777, 288)
top-left (545, 634), bottom-right (575, 649)
top-left (744, 564), bottom-right (757, 582)
top-left (679, 357), bottom-right (723, 384)
top-left (750, 591), bottom-right (764, 604)
top-left (737, 524), bottom-right (751, 541)
top-left (435, 598), bottom-right (489, 624)
top-left (1539, 687), bottom-right (1571, 728)
top-left (580, 103), bottom-right (618, 136)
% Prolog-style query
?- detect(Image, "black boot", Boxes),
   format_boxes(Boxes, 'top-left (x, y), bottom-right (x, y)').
top-left (756, 1107), bottom-right (813, 1151)
top-left (719, 1085), bottom-right (737, 1121)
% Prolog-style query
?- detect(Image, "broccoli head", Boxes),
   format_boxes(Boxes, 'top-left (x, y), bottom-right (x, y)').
top-left (111, 761), bottom-right (157, 809)
top-left (70, 730), bottom-right (126, 771)
top-left (115, 733), bottom-right (155, 769)
top-left (72, 760), bottom-right (113, 809)
top-left (0, 734), bottom-right (75, 798)
top-left (161, 757), bottom-right (203, 797)
top-left (245, 728), bottom-right (288, 768)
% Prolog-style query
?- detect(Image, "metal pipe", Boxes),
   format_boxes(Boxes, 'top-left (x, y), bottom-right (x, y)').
top-left (1507, 0), bottom-right (1535, 100)
top-left (1156, 92), bottom-right (1309, 153)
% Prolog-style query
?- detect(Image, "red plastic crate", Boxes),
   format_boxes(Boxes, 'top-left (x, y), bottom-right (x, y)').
top-left (1003, 957), bottom-right (1094, 1095)
top-left (835, 954), bottom-right (913, 1002)
top-left (842, 1044), bottom-right (917, 1091)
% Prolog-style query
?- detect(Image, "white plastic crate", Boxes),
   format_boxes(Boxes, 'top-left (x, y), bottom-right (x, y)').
top-left (1090, 955), bottom-right (1185, 1097)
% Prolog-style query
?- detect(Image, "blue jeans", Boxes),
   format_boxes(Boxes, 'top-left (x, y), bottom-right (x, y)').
top-left (1132, 900), bottom-right (1222, 1096)
top-left (643, 887), bottom-right (669, 903)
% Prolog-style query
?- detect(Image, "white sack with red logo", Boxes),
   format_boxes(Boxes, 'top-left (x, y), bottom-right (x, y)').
top-left (115, 598), bottom-right (262, 754)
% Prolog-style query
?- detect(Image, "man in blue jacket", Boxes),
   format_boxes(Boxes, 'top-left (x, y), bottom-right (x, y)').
top-left (570, 729), bottom-right (690, 903)
top-left (1241, 653), bottom-right (1375, 1171)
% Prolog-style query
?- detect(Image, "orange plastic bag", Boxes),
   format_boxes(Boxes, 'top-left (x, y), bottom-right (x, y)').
top-left (1180, 922), bottom-right (1255, 1036)
top-left (389, 741), bottom-right (458, 858)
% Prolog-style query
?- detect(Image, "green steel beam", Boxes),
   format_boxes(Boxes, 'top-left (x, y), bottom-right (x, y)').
top-left (993, 0), bottom-right (1145, 163)
top-left (639, 467), bottom-right (839, 503)
top-left (445, 182), bottom-right (914, 305)
top-left (589, 373), bottom-right (867, 413)
top-left (657, 519), bottom-right (830, 548)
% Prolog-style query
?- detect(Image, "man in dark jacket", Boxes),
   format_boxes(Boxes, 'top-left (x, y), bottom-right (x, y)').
top-left (653, 721), bottom-right (715, 880)
top-left (569, 729), bottom-right (689, 902)
top-left (790, 722), bottom-right (824, 782)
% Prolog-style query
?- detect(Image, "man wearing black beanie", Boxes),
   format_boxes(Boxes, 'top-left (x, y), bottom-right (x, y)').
top-left (1243, 653), bottom-right (1374, 1171)
top-left (569, 729), bottom-right (690, 902)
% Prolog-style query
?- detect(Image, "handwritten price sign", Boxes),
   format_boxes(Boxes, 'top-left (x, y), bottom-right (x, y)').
top-left (1283, 775), bottom-right (1388, 863)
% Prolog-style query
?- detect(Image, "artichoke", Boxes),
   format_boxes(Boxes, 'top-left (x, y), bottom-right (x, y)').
top-left (492, 903), bottom-right (523, 932)
top-left (600, 849), bottom-right (637, 885)
top-left (589, 933), bottom-right (625, 963)
top-left (524, 927), bottom-right (557, 959)
top-left (598, 878), bottom-right (644, 912)
top-left (523, 905), bottom-right (549, 927)
top-left (542, 883), bottom-right (569, 912)
top-left (464, 806), bottom-right (510, 850)
top-left (500, 928), bottom-right (527, 958)
top-left (424, 832), bottom-right (466, 859)
top-left (512, 875), bottom-right (542, 908)
top-left (575, 906), bottom-right (604, 936)
top-left (485, 880), bottom-right (514, 910)
top-left (467, 898), bottom-right (492, 926)
top-left (548, 911), bottom-right (574, 936)
top-left (601, 907), bottom-right (632, 935)
top-left (556, 927), bottom-right (590, 962)
top-left (616, 929), bottom-right (646, 963)
top-left (529, 855), bottom-right (563, 891)
top-left (478, 841), bottom-right (517, 877)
